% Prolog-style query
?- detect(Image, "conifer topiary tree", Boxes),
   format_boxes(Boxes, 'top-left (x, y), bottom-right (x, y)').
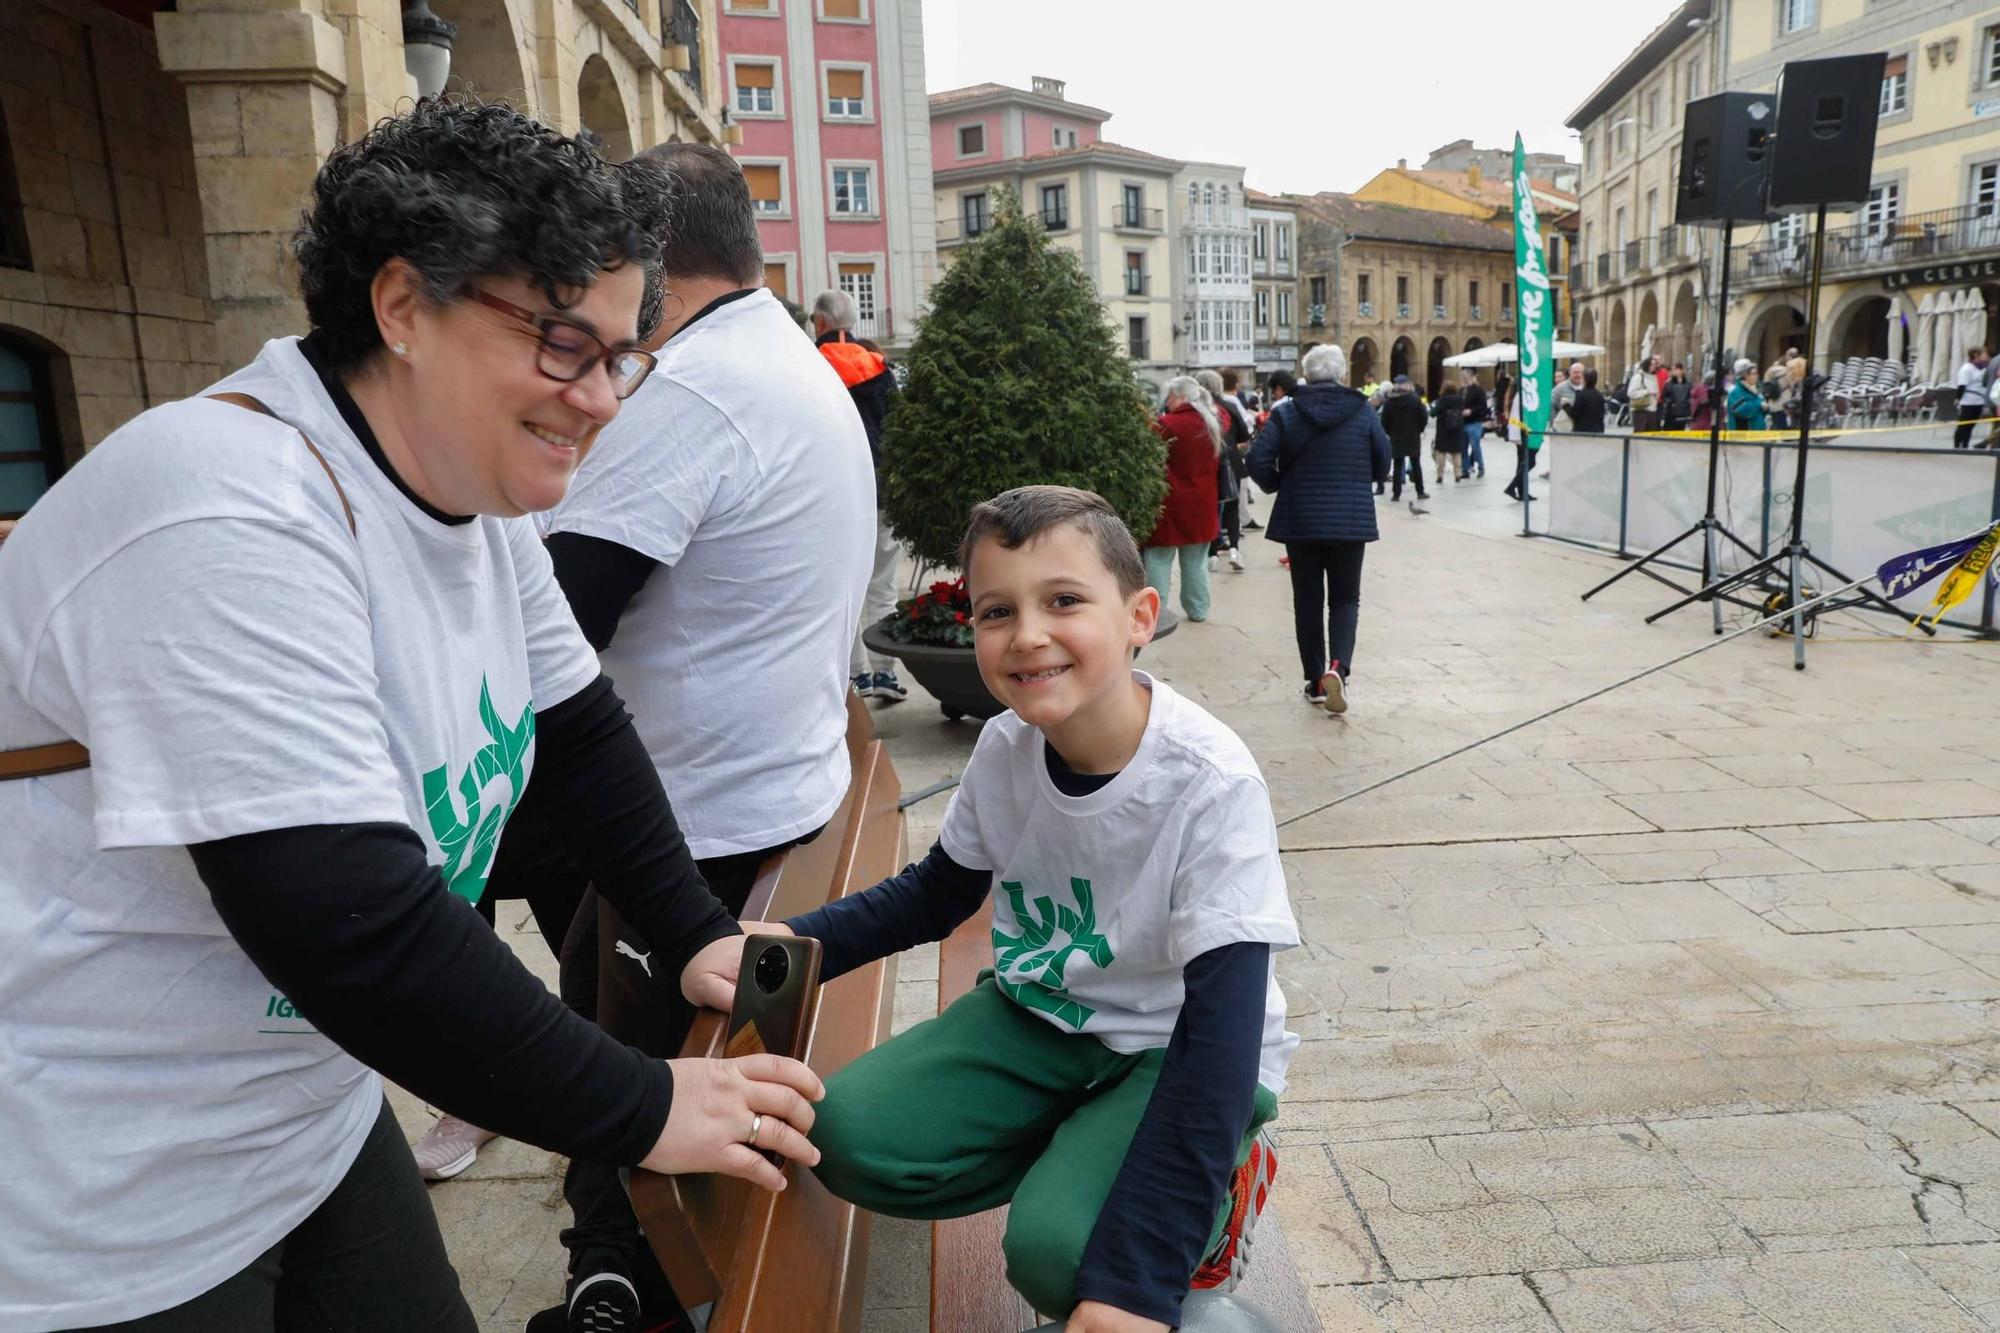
top-left (881, 189), bottom-right (1166, 568)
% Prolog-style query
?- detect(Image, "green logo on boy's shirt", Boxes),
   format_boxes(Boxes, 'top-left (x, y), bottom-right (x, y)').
top-left (992, 875), bottom-right (1114, 1030)
top-left (421, 676), bottom-right (535, 904)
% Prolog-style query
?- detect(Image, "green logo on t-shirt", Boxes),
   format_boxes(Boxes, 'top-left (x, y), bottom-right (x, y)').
top-left (421, 677), bottom-right (534, 904)
top-left (992, 876), bottom-right (1114, 1030)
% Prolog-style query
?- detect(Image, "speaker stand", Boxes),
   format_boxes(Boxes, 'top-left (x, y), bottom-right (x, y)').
top-left (1581, 219), bottom-right (1763, 631)
top-left (1647, 203), bottom-right (1934, 665)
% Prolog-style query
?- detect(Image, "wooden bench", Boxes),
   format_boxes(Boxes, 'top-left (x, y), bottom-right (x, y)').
top-left (618, 693), bottom-right (906, 1332)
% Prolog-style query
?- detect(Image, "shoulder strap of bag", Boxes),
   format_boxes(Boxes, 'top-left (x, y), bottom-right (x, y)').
top-left (0, 393), bottom-right (354, 781)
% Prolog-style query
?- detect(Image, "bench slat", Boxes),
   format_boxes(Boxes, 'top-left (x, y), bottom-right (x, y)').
top-left (931, 907), bottom-right (1037, 1333)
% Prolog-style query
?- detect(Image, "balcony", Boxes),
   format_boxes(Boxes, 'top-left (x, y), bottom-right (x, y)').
top-left (1039, 208), bottom-right (1071, 233)
top-left (1397, 302), bottom-right (1413, 319)
top-left (663, 0), bottom-right (701, 101)
top-left (1732, 203), bottom-right (2000, 289)
top-left (1499, 306), bottom-right (1513, 324)
top-left (1182, 204), bottom-right (1249, 229)
top-left (1308, 302), bottom-right (1327, 328)
top-left (1357, 301), bottom-right (1374, 318)
top-left (936, 215), bottom-right (990, 246)
top-left (1469, 304), bottom-right (1483, 321)
top-left (1596, 252), bottom-right (1616, 283)
top-left (1569, 261), bottom-right (1586, 293)
top-left (1431, 304), bottom-right (1447, 320)
top-left (1124, 273), bottom-right (1149, 297)
top-left (1111, 205), bottom-right (1163, 233)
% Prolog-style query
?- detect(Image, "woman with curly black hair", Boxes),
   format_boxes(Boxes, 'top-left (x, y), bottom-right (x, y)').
top-left (0, 99), bottom-right (821, 1330)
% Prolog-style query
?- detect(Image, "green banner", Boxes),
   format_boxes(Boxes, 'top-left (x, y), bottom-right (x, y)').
top-left (1512, 134), bottom-right (1553, 444)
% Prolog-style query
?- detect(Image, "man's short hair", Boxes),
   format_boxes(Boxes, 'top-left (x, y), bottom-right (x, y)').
top-left (811, 288), bottom-right (856, 330)
top-left (633, 142), bottom-right (762, 284)
top-left (959, 485), bottom-right (1147, 598)
top-left (1584, 368), bottom-right (1600, 388)
top-left (1266, 369), bottom-right (1298, 397)
top-left (1220, 367), bottom-right (1240, 391)
top-left (1974, 346), bottom-right (1990, 359)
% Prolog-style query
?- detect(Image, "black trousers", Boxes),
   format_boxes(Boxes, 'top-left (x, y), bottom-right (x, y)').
top-left (1390, 448), bottom-right (1426, 498)
top-left (1285, 540), bottom-right (1366, 683)
top-left (1209, 496), bottom-right (1242, 555)
top-left (1508, 443), bottom-right (1538, 494)
top-left (74, 1099), bottom-right (475, 1332)
top-left (559, 836), bottom-right (815, 1286)
top-left (1955, 403), bottom-right (1983, 448)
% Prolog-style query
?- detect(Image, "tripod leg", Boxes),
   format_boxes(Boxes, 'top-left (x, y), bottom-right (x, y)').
top-left (1790, 546), bottom-right (1806, 670)
top-left (1706, 521), bottom-right (1723, 636)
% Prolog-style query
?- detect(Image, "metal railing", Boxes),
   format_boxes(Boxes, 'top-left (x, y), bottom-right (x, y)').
top-left (1357, 301), bottom-right (1374, 317)
top-left (1124, 272), bottom-right (1148, 296)
top-left (1625, 238), bottom-right (1651, 273)
top-left (665, 0), bottom-right (701, 100)
top-left (1469, 304), bottom-right (1483, 321)
top-left (1596, 252), bottom-right (1616, 283)
top-left (1111, 205), bottom-right (1163, 232)
top-left (1733, 203), bottom-right (2000, 285)
top-left (1397, 302), bottom-right (1413, 319)
top-left (1039, 209), bottom-right (1070, 232)
top-left (1182, 205), bottom-right (1249, 229)
top-left (936, 215), bottom-right (988, 245)
top-left (1569, 262), bottom-right (1586, 293)
top-left (1431, 304), bottom-right (1447, 320)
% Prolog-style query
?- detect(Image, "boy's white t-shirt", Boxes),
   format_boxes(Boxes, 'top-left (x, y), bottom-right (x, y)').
top-left (939, 674), bottom-right (1301, 1093)
top-left (0, 336), bottom-right (598, 1329)
top-left (541, 289), bottom-right (875, 859)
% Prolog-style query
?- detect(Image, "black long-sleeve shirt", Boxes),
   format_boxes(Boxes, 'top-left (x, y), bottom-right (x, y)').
top-left (785, 745), bottom-right (1271, 1327)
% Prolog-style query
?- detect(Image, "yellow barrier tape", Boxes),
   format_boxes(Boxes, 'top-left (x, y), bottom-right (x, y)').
top-left (1493, 415), bottom-right (2000, 442)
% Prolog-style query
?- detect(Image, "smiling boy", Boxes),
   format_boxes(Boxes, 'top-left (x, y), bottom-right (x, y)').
top-left (688, 485), bottom-right (1299, 1329)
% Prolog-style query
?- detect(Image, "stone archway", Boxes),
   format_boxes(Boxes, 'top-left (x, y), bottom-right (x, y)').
top-left (1636, 290), bottom-right (1660, 364)
top-left (1425, 335), bottom-right (1451, 399)
top-left (1390, 335), bottom-right (1415, 382)
top-left (1350, 337), bottom-right (1378, 387)
top-left (1740, 299), bottom-right (1806, 371)
top-left (441, 0), bottom-right (535, 111)
top-left (1669, 280), bottom-right (1700, 370)
top-left (1606, 299), bottom-right (1628, 376)
top-left (577, 54), bottom-right (633, 161)
top-left (1578, 306), bottom-right (1598, 353)
top-left (1829, 294), bottom-right (1892, 363)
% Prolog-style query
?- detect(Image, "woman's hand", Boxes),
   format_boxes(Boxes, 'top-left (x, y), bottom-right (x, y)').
top-left (679, 922), bottom-right (796, 1010)
top-left (1065, 1301), bottom-right (1169, 1333)
top-left (638, 1053), bottom-right (825, 1191)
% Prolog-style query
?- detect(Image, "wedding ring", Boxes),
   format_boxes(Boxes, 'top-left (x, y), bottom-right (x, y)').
top-left (747, 1113), bottom-right (763, 1146)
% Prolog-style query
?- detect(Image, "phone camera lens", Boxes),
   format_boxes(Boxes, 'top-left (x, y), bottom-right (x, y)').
top-left (754, 944), bottom-right (789, 994)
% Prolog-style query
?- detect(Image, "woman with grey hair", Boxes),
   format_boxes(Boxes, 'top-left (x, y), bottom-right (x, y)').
top-left (1142, 375), bottom-right (1223, 620)
top-left (1728, 359), bottom-right (1767, 431)
top-left (1247, 344), bottom-right (1391, 713)
top-left (0, 99), bottom-right (822, 1329)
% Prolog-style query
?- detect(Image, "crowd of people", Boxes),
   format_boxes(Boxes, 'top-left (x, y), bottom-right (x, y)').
top-left (0, 99), bottom-right (1298, 1333)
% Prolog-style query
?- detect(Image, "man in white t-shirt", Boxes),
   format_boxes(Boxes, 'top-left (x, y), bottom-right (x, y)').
top-left (1954, 346), bottom-right (1991, 449)
top-left (516, 141), bottom-right (875, 1331)
top-left (692, 486), bottom-right (1301, 1328)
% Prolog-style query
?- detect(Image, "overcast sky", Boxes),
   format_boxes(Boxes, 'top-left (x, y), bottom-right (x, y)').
top-left (921, 0), bottom-right (1679, 195)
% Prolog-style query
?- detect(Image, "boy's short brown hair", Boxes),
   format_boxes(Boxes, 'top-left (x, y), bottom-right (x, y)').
top-left (959, 486), bottom-right (1148, 597)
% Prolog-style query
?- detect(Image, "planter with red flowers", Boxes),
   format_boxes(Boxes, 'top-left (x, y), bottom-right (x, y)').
top-left (861, 576), bottom-right (1177, 723)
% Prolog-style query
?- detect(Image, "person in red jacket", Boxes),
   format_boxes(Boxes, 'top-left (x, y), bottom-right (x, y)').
top-left (1143, 376), bottom-right (1223, 621)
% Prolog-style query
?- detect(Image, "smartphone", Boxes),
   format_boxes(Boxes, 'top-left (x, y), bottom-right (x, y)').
top-left (724, 935), bottom-right (822, 1162)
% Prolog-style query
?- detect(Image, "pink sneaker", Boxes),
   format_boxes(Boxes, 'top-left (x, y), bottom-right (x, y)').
top-left (412, 1113), bottom-right (496, 1181)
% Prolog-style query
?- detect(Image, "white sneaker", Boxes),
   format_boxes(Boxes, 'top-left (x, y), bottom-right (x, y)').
top-left (1207, 554), bottom-right (1220, 572)
top-left (412, 1113), bottom-right (496, 1181)
top-left (1321, 671), bottom-right (1348, 715)
top-left (1228, 548), bottom-right (1245, 571)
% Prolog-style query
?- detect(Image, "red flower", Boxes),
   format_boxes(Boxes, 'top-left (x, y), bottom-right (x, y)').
top-left (955, 611), bottom-right (968, 624)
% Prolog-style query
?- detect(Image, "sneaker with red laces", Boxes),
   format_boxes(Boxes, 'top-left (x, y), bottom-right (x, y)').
top-left (1191, 1130), bottom-right (1277, 1292)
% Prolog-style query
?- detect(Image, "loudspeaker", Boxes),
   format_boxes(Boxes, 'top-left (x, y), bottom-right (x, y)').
top-left (1675, 92), bottom-right (1777, 226)
top-left (1767, 54), bottom-right (1887, 211)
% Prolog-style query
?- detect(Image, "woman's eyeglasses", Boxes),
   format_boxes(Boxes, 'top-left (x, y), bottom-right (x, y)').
top-left (470, 290), bottom-right (657, 400)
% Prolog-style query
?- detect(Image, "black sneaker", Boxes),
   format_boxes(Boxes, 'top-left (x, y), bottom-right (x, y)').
top-left (871, 670), bottom-right (909, 703)
top-left (1302, 680), bottom-right (1328, 706)
top-left (1243, 518), bottom-right (1262, 530)
top-left (525, 1241), bottom-right (691, 1333)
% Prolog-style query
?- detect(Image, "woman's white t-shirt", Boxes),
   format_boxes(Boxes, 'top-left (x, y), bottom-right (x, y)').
top-left (938, 674), bottom-right (1301, 1094)
top-left (0, 337), bottom-right (598, 1328)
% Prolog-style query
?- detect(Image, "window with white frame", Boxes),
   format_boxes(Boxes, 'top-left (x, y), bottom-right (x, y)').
top-left (1276, 225), bottom-right (1290, 262)
top-left (830, 165), bottom-right (873, 216)
top-left (1687, 56), bottom-right (1704, 101)
top-left (1781, 0), bottom-right (1815, 35)
top-left (1125, 251), bottom-right (1145, 296)
top-left (1773, 212), bottom-right (1805, 248)
top-left (1051, 125), bottom-right (1077, 149)
top-left (1198, 302), bottom-right (1211, 345)
top-left (1646, 89), bottom-right (1660, 129)
top-left (1864, 182), bottom-right (1899, 235)
top-left (1974, 162), bottom-right (2000, 216)
top-left (825, 67), bottom-right (866, 119)
top-left (1253, 223), bottom-right (1267, 260)
top-left (733, 62), bottom-right (777, 115)
top-left (1879, 56), bottom-right (1907, 116)
top-left (836, 261), bottom-right (877, 328)
top-left (1197, 236), bottom-right (1209, 278)
top-left (1277, 289), bottom-right (1292, 328)
top-left (1255, 288), bottom-right (1269, 326)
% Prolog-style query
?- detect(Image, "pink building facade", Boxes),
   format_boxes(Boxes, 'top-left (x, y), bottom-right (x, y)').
top-left (717, 0), bottom-right (934, 348)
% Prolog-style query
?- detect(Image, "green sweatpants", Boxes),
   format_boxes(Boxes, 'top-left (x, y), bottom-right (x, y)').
top-left (810, 978), bottom-right (1279, 1317)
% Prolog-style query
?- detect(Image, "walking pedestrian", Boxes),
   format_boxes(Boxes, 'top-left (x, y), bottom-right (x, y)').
top-left (1460, 369), bottom-right (1489, 478)
top-left (1198, 368), bottom-right (1249, 572)
top-left (1728, 359), bottom-right (1768, 431)
top-left (0, 100), bottom-right (823, 1332)
top-left (1431, 378), bottom-right (1466, 483)
top-left (1625, 356), bottom-right (1660, 432)
top-left (1379, 374), bottom-right (1429, 511)
top-left (1247, 344), bottom-right (1390, 714)
top-left (1247, 370), bottom-right (1293, 527)
top-left (1560, 368), bottom-right (1607, 433)
top-left (1660, 362), bottom-right (1692, 431)
top-left (1502, 382), bottom-right (1538, 501)
top-left (1954, 347), bottom-right (1991, 449)
top-left (1550, 362), bottom-right (1584, 433)
top-left (1690, 370), bottom-right (1716, 433)
top-left (1143, 376), bottom-right (1223, 621)
top-left (813, 289), bottom-right (908, 704)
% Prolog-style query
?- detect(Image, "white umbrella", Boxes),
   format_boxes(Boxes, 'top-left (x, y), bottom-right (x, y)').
top-left (1912, 291), bottom-right (1936, 385)
top-left (1961, 288), bottom-right (1988, 376)
top-left (1554, 339), bottom-right (1608, 360)
top-left (1886, 294), bottom-right (1906, 376)
top-left (1948, 289), bottom-right (1976, 384)
top-left (1929, 290), bottom-right (1957, 386)
top-left (1441, 339), bottom-right (1607, 369)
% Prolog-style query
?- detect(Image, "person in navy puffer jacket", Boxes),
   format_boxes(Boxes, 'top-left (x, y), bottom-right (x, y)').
top-left (1247, 344), bottom-right (1391, 716)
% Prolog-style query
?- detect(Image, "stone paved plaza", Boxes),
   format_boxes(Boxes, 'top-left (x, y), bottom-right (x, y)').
top-left (407, 475), bottom-right (2000, 1332)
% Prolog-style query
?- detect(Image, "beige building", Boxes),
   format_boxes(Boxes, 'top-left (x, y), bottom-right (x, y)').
top-left (1290, 192), bottom-right (1516, 398)
top-left (1246, 189), bottom-right (1300, 376)
top-left (1565, 0), bottom-right (1729, 379)
top-left (1719, 0), bottom-right (2000, 372)
top-left (1, 0), bottom-right (725, 521)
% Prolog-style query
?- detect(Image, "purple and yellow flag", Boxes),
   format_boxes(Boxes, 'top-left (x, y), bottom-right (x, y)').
top-left (1878, 521), bottom-right (2000, 628)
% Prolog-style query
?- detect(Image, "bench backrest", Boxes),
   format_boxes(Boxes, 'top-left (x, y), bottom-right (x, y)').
top-left (625, 694), bottom-right (904, 1331)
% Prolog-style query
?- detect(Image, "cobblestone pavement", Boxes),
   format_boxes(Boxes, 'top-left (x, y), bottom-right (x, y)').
top-left (411, 474), bottom-right (2000, 1332)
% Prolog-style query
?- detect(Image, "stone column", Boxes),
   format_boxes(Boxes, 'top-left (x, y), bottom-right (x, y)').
top-left (155, 0), bottom-right (350, 370)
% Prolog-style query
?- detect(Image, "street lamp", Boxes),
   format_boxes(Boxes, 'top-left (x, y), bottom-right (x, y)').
top-left (402, 0), bottom-right (459, 100)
